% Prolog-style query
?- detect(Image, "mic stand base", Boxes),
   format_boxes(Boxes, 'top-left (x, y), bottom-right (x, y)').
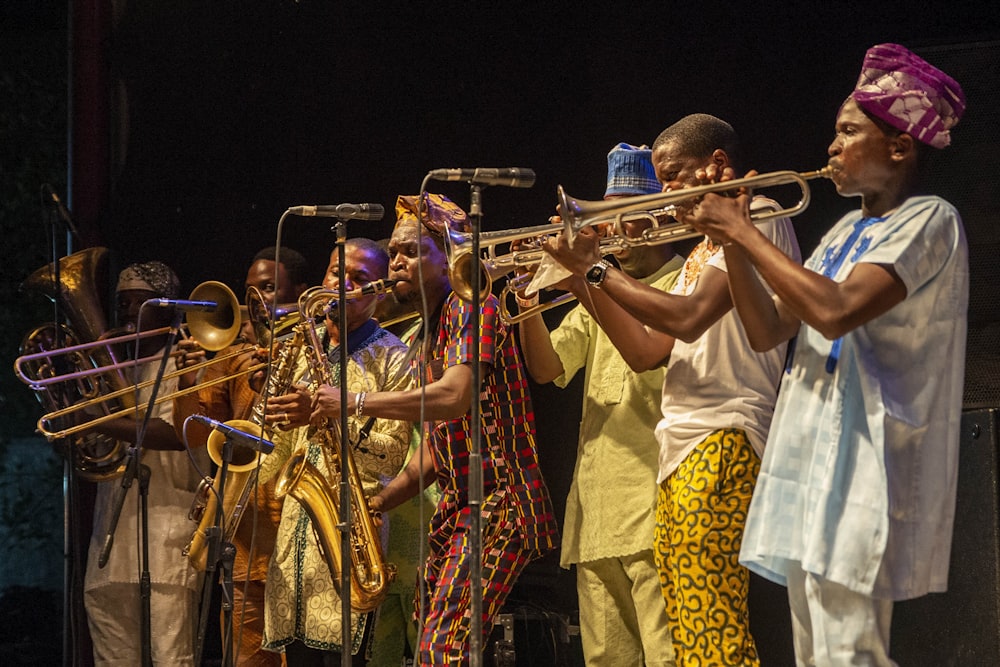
top-left (138, 464), bottom-right (152, 667)
top-left (194, 438), bottom-right (236, 667)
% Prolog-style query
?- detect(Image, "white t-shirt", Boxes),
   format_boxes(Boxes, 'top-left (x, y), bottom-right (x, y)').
top-left (656, 200), bottom-right (801, 482)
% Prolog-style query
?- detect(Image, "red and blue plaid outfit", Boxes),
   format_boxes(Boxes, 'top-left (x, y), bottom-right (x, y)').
top-left (414, 291), bottom-right (558, 665)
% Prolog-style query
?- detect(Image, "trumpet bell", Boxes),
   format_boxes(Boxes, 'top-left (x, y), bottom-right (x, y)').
top-left (187, 281), bottom-right (241, 351)
top-left (448, 249), bottom-right (504, 303)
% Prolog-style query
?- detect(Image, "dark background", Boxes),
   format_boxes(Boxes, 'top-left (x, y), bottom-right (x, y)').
top-left (3, 1), bottom-right (1000, 664)
top-left (5, 2), bottom-right (1000, 429)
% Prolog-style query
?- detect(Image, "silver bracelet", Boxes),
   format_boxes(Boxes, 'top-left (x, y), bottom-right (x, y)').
top-left (355, 391), bottom-right (367, 419)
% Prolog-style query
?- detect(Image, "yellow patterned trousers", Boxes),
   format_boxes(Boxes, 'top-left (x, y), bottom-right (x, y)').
top-left (654, 428), bottom-right (761, 667)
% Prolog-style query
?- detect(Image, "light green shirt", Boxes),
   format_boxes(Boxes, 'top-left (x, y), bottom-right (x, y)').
top-left (551, 256), bottom-right (683, 566)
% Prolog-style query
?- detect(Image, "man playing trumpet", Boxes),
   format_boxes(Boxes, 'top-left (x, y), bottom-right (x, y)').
top-left (516, 142), bottom-right (683, 666)
top-left (682, 44), bottom-right (967, 665)
top-left (543, 115), bottom-right (801, 666)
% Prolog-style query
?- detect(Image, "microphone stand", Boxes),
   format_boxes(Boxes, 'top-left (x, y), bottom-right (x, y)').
top-left (193, 431), bottom-right (237, 667)
top-left (97, 306), bottom-right (185, 667)
top-left (466, 185), bottom-right (485, 667)
top-left (333, 218), bottom-right (353, 667)
top-left (42, 186), bottom-right (75, 667)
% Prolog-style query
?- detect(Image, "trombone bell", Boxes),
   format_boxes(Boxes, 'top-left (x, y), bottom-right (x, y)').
top-left (186, 280), bottom-right (241, 352)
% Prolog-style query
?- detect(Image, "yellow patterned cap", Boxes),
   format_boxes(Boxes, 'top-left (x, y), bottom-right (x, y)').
top-left (394, 193), bottom-right (469, 236)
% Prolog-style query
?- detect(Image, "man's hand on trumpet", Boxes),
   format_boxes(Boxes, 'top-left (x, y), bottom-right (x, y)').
top-left (677, 167), bottom-right (759, 247)
top-left (540, 225), bottom-right (604, 278)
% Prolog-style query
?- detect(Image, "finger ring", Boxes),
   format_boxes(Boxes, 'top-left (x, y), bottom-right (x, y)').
top-left (280, 412), bottom-right (289, 422)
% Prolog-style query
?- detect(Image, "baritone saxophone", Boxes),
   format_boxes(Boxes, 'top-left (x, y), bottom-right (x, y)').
top-left (272, 285), bottom-right (395, 613)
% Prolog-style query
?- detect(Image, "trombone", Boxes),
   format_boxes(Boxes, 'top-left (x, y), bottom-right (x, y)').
top-left (20, 279), bottom-right (403, 442)
top-left (16, 281), bottom-right (241, 391)
top-left (16, 281), bottom-right (256, 441)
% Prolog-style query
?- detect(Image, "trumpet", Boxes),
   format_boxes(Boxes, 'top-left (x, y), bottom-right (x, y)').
top-left (16, 281), bottom-right (255, 442)
top-left (557, 167), bottom-right (834, 245)
top-left (446, 206), bottom-right (684, 311)
top-left (450, 167), bottom-right (833, 321)
top-left (494, 232), bottom-right (634, 326)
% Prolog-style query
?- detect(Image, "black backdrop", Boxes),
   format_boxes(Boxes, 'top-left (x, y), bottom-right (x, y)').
top-left (100, 2), bottom-right (999, 288)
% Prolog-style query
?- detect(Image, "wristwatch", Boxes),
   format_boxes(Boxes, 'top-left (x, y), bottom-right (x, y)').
top-left (585, 259), bottom-right (612, 288)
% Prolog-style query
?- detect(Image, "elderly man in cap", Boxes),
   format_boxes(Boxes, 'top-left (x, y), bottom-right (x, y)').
top-left (320, 193), bottom-right (559, 664)
top-left (516, 143), bottom-right (683, 666)
top-left (85, 260), bottom-right (211, 666)
top-left (683, 43), bottom-right (967, 665)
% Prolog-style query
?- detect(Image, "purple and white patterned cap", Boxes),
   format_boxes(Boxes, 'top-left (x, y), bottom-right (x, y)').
top-left (851, 43), bottom-right (965, 149)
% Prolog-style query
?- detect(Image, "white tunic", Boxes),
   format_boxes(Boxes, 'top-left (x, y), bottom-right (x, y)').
top-left (739, 195), bottom-right (968, 600)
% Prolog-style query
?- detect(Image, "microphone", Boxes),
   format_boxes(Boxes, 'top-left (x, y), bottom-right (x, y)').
top-left (42, 184), bottom-right (73, 221)
top-left (287, 203), bottom-right (385, 220)
top-left (41, 183), bottom-right (83, 238)
top-left (428, 167), bottom-right (536, 188)
top-left (145, 299), bottom-right (218, 311)
top-left (190, 415), bottom-right (275, 454)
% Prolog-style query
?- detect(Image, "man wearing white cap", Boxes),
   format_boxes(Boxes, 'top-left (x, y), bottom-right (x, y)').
top-left (85, 260), bottom-right (211, 666)
top-left (683, 44), bottom-right (968, 665)
top-left (517, 143), bottom-right (682, 666)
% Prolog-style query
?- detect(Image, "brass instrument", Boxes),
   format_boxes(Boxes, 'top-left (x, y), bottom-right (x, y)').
top-left (557, 167), bottom-right (834, 245)
top-left (18, 247), bottom-right (132, 480)
top-left (445, 207), bottom-right (679, 320)
top-left (16, 281), bottom-right (253, 442)
top-left (183, 286), bottom-right (305, 571)
top-left (444, 223), bottom-right (559, 302)
top-left (450, 168), bottom-right (834, 321)
top-left (496, 272), bottom-right (576, 326)
top-left (272, 286), bottom-right (395, 613)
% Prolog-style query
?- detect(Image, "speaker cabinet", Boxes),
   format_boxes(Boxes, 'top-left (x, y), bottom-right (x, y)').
top-left (890, 408), bottom-right (1000, 665)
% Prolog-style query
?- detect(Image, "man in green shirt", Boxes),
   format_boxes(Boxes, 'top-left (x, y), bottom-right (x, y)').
top-left (517, 143), bottom-right (683, 666)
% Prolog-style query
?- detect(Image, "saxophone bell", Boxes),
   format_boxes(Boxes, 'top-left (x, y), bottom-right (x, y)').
top-left (273, 449), bottom-right (396, 613)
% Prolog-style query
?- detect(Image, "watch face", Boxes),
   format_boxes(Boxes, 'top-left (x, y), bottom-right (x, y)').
top-left (586, 262), bottom-right (606, 285)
